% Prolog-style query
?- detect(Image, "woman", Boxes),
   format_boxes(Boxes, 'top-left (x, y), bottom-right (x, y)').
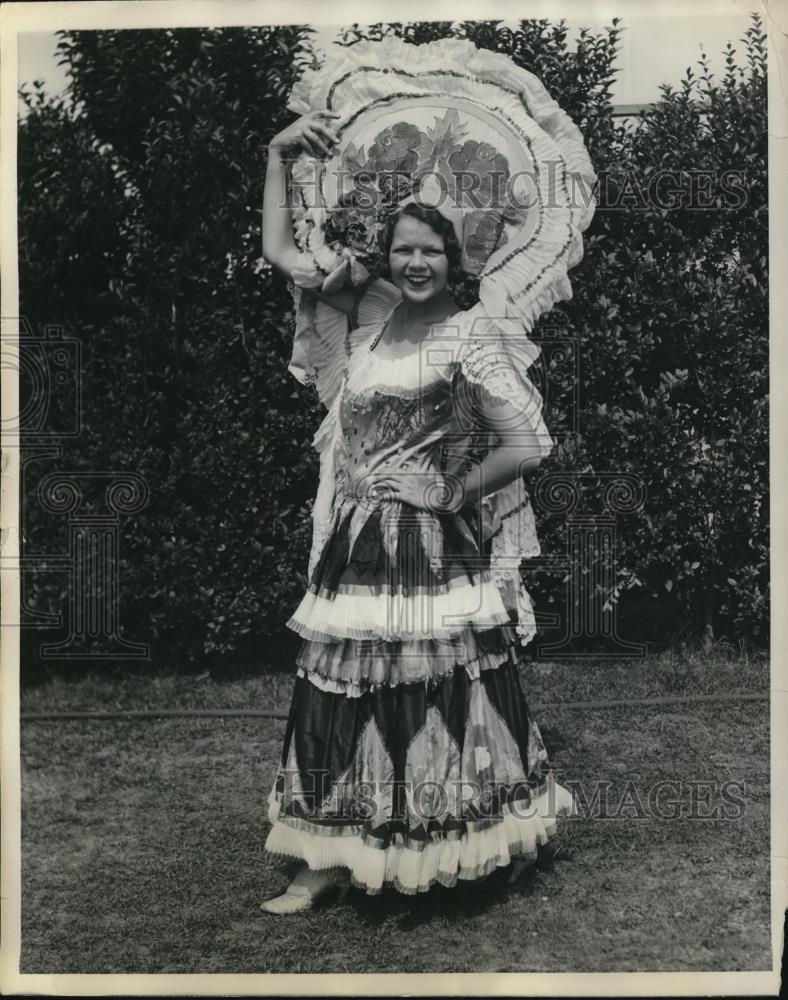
top-left (259, 109), bottom-right (572, 913)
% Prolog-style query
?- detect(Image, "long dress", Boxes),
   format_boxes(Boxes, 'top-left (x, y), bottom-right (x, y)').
top-left (263, 278), bottom-right (574, 896)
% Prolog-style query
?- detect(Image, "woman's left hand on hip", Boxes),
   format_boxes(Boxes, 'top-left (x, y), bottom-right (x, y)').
top-left (364, 472), bottom-right (464, 514)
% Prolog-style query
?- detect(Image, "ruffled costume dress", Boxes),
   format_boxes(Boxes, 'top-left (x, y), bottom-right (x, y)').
top-left (264, 279), bottom-right (573, 894)
top-left (263, 36), bottom-right (597, 895)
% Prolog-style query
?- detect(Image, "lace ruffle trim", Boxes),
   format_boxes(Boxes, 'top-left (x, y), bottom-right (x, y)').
top-left (286, 578), bottom-right (513, 642)
top-left (264, 776), bottom-right (574, 896)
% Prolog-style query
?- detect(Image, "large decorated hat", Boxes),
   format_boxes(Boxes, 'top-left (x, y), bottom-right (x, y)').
top-left (286, 35), bottom-right (596, 332)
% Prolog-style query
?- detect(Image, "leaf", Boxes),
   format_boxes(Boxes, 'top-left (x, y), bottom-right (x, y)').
top-left (425, 107), bottom-right (467, 163)
top-left (341, 141), bottom-right (367, 177)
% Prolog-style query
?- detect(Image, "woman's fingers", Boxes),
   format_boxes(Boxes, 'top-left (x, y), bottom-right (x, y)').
top-left (306, 138), bottom-right (324, 158)
top-left (367, 478), bottom-right (401, 499)
top-left (302, 127), bottom-right (332, 157)
top-left (307, 122), bottom-right (339, 154)
top-left (311, 121), bottom-right (339, 146)
top-left (293, 127), bottom-right (318, 156)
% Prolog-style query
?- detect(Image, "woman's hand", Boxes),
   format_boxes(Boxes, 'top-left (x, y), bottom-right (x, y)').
top-left (366, 472), bottom-right (466, 515)
top-left (269, 110), bottom-right (340, 159)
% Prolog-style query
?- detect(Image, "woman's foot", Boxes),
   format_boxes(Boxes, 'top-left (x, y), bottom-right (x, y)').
top-left (260, 866), bottom-right (347, 915)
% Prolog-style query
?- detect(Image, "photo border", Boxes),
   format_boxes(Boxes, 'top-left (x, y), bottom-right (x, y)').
top-left (1, 0), bottom-right (784, 995)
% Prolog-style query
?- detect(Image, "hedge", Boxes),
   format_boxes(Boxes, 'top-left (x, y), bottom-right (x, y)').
top-left (17, 17), bottom-right (768, 675)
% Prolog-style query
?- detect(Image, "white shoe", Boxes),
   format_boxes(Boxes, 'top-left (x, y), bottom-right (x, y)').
top-left (260, 883), bottom-right (315, 915)
top-left (260, 876), bottom-right (349, 915)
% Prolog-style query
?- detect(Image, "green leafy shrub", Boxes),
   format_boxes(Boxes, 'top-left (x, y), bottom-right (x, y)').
top-left (18, 17), bottom-right (768, 678)
top-left (19, 27), bottom-right (321, 673)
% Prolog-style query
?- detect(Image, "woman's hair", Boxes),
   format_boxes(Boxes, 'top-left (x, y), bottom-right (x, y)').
top-left (378, 201), bottom-right (464, 283)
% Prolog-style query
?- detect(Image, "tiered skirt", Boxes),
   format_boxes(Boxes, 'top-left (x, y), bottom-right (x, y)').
top-left (265, 495), bottom-right (573, 895)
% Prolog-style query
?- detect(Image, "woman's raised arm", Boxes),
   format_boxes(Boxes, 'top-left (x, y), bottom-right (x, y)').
top-left (263, 110), bottom-right (355, 314)
top-left (263, 111), bottom-right (337, 277)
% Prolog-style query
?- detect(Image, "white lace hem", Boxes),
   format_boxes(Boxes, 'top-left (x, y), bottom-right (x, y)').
top-left (264, 777), bottom-right (574, 895)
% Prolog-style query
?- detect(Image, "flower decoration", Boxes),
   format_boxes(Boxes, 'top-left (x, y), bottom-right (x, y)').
top-left (465, 210), bottom-right (506, 264)
top-left (322, 189), bottom-right (384, 266)
top-left (320, 109), bottom-right (513, 280)
top-left (367, 122), bottom-right (425, 174)
top-left (448, 139), bottom-right (510, 207)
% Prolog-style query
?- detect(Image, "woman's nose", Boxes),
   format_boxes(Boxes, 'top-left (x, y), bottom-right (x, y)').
top-left (409, 250), bottom-right (426, 269)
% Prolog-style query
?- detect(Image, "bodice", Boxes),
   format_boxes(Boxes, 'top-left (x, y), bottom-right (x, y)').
top-left (335, 329), bottom-right (475, 504)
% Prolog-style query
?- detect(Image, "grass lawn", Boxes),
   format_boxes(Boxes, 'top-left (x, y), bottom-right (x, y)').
top-left (19, 644), bottom-right (771, 973)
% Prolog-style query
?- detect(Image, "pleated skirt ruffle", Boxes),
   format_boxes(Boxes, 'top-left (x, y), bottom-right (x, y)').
top-left (295, 621), bottom-right (524, 694)
top-left (286, 495), bottom-right (512, 641)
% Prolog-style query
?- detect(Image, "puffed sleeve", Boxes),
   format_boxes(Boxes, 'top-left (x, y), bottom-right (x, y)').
top-left (352, 277), bottom-right (402, 330)
top-left (288, 278), bottom-right (403, 411)
top-left (456, 312), bottom-right (554, 459)
top-left (287, 288), bottom-right (350, 410)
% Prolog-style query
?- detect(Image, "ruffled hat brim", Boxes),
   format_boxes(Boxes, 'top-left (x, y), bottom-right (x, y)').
top-left (286, 35), bottom-right (596, 333)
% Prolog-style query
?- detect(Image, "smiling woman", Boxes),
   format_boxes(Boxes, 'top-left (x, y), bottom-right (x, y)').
top-left (258, 34), bottom-right (595, 913)
top-left (382, 205), bottom-right (462, 308)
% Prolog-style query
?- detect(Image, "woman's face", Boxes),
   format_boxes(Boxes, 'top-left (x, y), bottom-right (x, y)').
top-left (388, 215), bottom-right (449, 303)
